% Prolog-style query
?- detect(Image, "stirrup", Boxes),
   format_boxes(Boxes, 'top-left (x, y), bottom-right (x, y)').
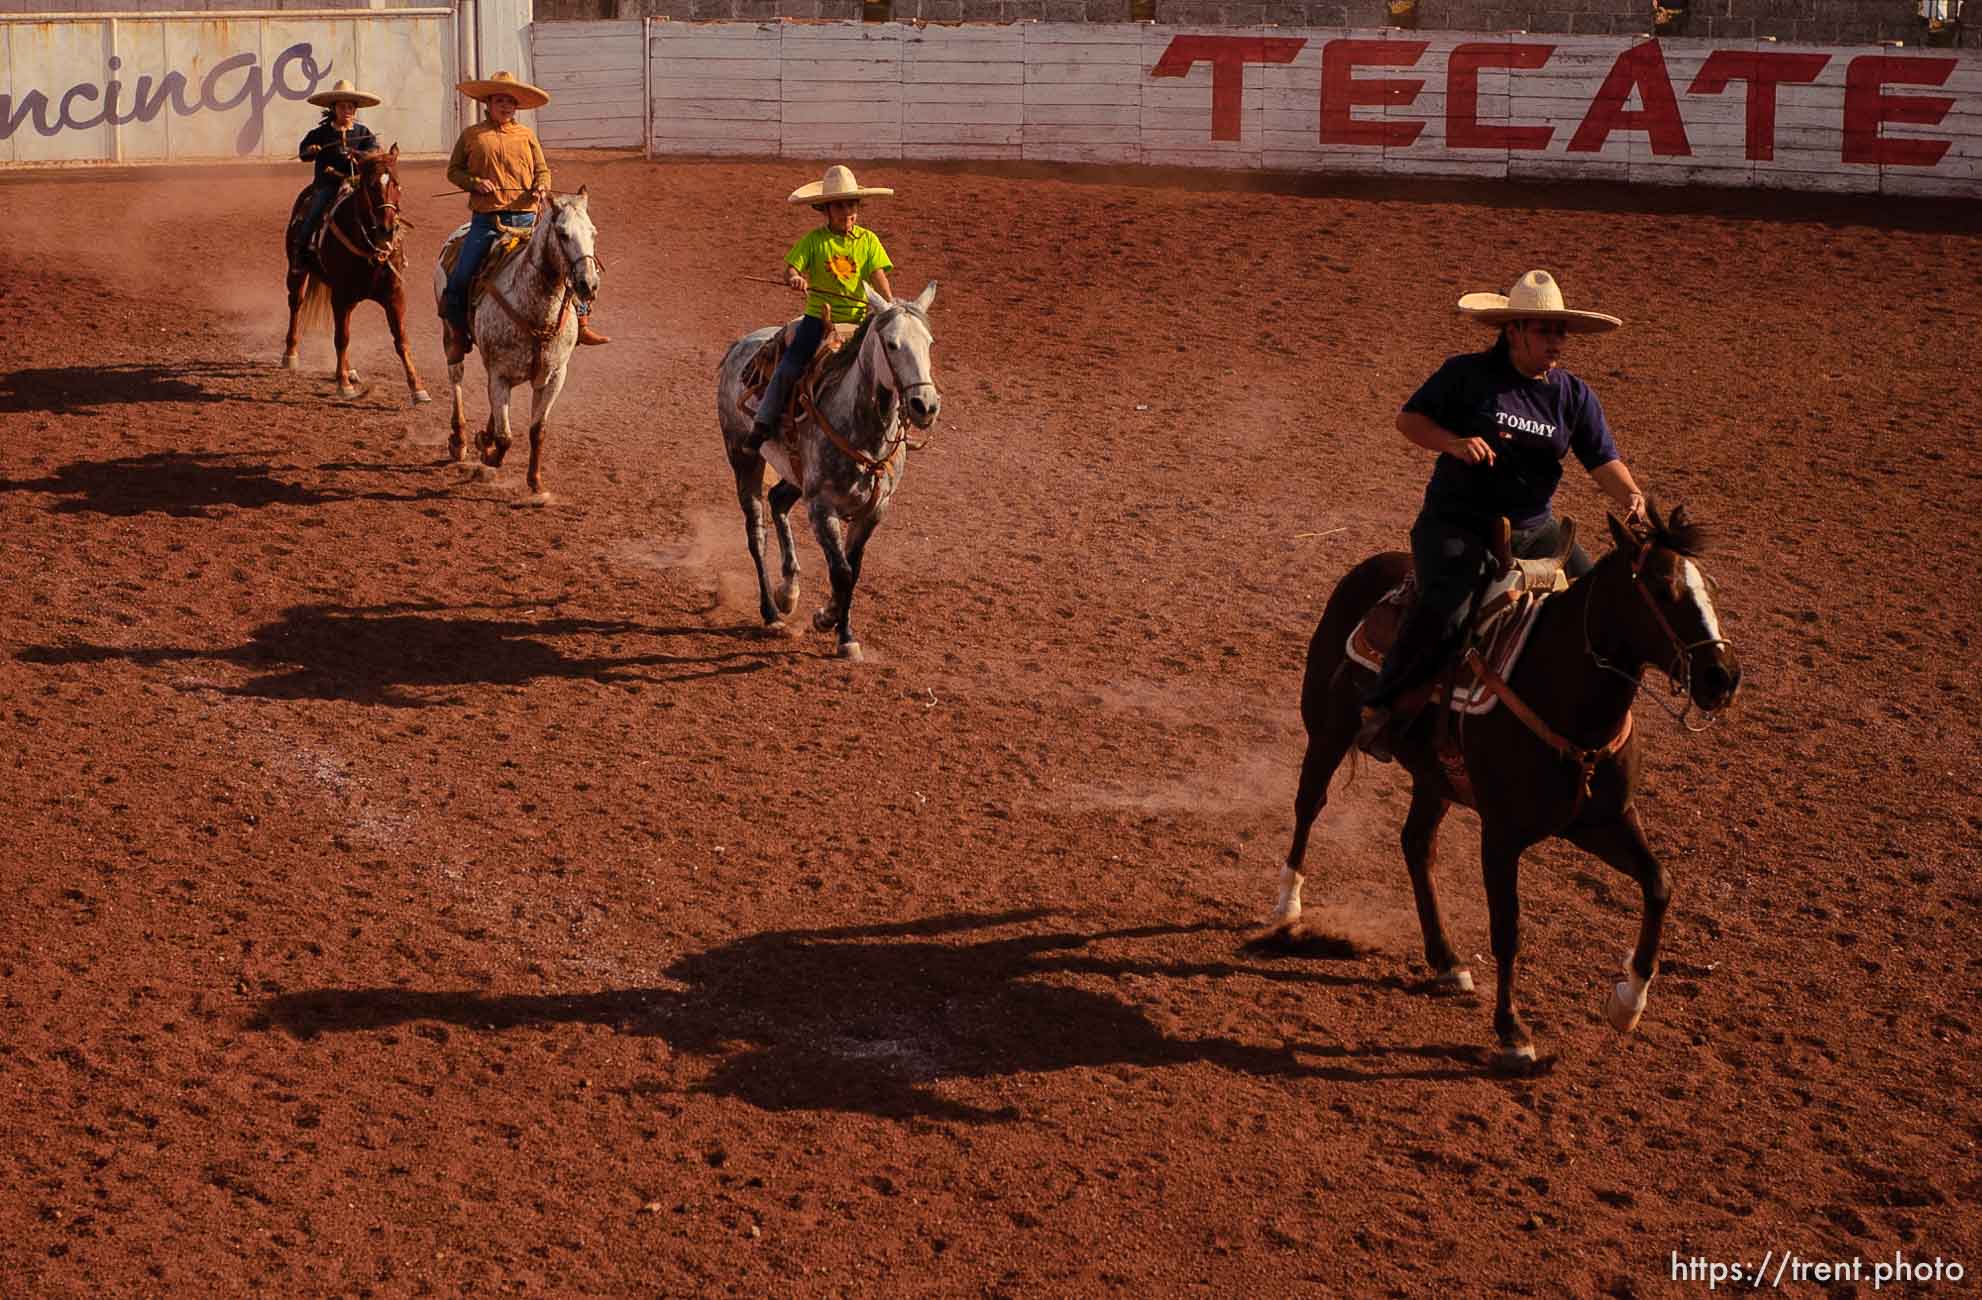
top-left (1355, 706), bottom-right (1396, 763)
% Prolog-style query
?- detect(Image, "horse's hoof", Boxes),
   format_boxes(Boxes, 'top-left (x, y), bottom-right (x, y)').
top-left (411, 390), bottom-right (433, 406)
top-left (811, 608), bottom-right (836, 633)
top-left (837, 641), bottom-right (863, 662)
top-left (1607, 980), bottom-right (1648, 1034)
top-left (1490, 1043), bottom-right (1539, 1076)
top-left (773, 583), bottom-right (798, 617)
top-left (1433, 967), bottom-right (1476, 994)
top-left (524, 490), bottom-right (553, 507)
top-left (338, 385), bottom-right (360, 399)
top-left (280, 354), bottom-right (299, 371)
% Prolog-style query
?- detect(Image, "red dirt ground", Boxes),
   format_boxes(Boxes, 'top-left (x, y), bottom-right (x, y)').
top-left (1, 151), bottom-right (1978, 1297)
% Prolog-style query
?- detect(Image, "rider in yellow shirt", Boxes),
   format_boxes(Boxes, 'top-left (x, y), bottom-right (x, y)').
top-left (744, 165), bottom-right (895, 452)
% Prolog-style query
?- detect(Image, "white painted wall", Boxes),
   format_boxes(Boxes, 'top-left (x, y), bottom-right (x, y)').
top-left (0, 9), bottom-right (460, 167)
top-left (525, 20), bottom-right (1982, 198)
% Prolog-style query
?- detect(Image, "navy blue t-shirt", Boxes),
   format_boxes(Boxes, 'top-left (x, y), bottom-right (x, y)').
top-left (1406, 345), bottom-right (1619, 529)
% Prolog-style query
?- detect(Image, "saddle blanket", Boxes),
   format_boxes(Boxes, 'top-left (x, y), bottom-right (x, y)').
top-left (1346, 582), bottom-right (1552, 716)
top-left (740, 320), bottom-right (860, 426)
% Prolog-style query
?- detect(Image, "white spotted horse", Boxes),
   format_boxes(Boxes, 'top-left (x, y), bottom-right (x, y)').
top-left (1264, 502), bottom-right (1741, 1073)
top-left (715, 283), bottom-right (941, 661)
top-left (430, 189), bottom-right (601, 498)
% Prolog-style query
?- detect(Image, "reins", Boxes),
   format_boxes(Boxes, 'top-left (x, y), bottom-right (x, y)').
top-left (480, 219), bottom-right (601, 386)
top-left (792, 304), bottom-right (933, 510)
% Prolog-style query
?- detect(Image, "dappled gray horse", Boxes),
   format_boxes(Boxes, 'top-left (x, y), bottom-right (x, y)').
top-left (715, 283), bottom-right (940, 660)
top-left (430, 188), bottom-right (600, 498)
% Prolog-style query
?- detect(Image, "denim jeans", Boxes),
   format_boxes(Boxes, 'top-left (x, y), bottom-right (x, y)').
top-left (754, 313), bottom-right (827, 434)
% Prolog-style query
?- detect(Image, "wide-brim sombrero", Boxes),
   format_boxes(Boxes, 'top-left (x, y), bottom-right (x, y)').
top-left (1457, 269), bottom-right (1622, 333)
top-left (457, 71), bottom-right (551, 111)
top-left (307, 79), bottom-right (382, 109)
top-left (787, 164), bottom-right (894, 205)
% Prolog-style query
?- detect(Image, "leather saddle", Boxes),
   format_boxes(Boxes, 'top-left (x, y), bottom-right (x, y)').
top-left (1348, 516), bottom-right (1577, 717)
top-left (286, 181), bottom-right (348, 269)
top-left (438, 220), bottom-right (535, 303)
top-left (740, 318), bottom-right (860, 432)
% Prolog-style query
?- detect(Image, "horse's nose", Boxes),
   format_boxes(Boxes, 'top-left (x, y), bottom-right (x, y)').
top-left (1699, 656), bottom-right (1741, 712)
top-left (907, 389), bottom-right (939, 428)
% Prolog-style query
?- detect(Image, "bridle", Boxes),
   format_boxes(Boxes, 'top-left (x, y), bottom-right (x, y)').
top-left (865, 303), bottom-right (939, 451)
top-left (1583, 539), bottom-right (1735, 732)
top-left (327, 159), bottom-right (406, 276)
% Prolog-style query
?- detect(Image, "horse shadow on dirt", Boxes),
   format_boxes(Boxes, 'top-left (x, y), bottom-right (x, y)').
top-left (17, 596), bottom-right (787, 705)
top-left (0, 361), bottom-right (279, 413)
top-left (253, 910), bottom-right (1483, 1122)
top-left (0, 450), bottom-right (458, 517)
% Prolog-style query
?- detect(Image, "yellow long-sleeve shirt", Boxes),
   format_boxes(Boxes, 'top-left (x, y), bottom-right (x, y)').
top-left (447, 119), bottom-right (551, 214)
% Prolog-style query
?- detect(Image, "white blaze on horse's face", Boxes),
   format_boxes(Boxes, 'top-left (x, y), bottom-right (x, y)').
top-left (1679, 559), bottom-right (1723, 646)
top-left (549, 187), bottom-right (600, 302)
top-left (868, 280), bottom-right (940, 429)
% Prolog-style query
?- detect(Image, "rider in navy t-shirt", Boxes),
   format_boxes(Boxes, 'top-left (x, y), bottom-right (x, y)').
top-left (1357, 270), bottom-right (1651, 761)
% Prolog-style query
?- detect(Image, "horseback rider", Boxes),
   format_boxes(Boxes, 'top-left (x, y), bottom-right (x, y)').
top-left (741, 165), bottom-right (896, 454)
top-left (440, 70), bottom-right (608, 357)
top-left (292, 80), bottom-right (381, 274)
top-left (1357, 269), bottom-right (1651, 761)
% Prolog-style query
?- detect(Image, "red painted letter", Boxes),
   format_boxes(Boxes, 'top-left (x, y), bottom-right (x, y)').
top-left (1446, 42), bottom-right (1554, 151)
top-left (1843, 55), bottom-right (1956, 167)
top-left (1689, 50), bottom-right (1828, 162)
top-left (1320, 39), bottom-right (1429, 148)
top-left (1150, 34), bottom-right (1306, 143)
top-left (1569, 41), bottom-right (1691, 156)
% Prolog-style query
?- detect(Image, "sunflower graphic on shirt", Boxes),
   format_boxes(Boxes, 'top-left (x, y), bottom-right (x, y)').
top-left (827, 253), bottom-right (857, 283)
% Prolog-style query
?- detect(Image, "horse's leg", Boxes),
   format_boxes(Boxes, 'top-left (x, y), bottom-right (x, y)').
top-left (282, 268), bottom-right (307, 369)
top-left (384, 283), bottom-right (431, 407)
top-left (729, 452), bottom-right (784, 627)
top-left (1265, 673), bottom-right (1359, 941)
top-left (1481, 827), bottom-right (1537, 1071)
top-left (332, 298), bottom-right (359, 397)
top-left (521, 366), bottom-right (568, 497)
top-left (447, 355), bottom-right (468, 463)
top-left (1401, 782), bottom-right (1471, 992)
top-left (767, 480), bottom-right (802, 617)
top-left (481, 369), bottom-right (512, 467)
top-left (806, 502), bottom-right (861, 660)
top-left (1565, 807), bottom-right (1669, 1034)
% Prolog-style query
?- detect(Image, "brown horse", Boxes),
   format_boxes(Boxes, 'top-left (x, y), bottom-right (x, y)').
top-left (281, 144), bottom-right (430, 407)
top-left (1264, 503), bottom-right (1741, 1072)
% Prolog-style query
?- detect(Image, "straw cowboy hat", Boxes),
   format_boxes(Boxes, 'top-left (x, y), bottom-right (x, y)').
top-left (787, 165), bottom-right (894, 206)
top-left (1457, 269), bottom-right (1622, 333)
top-left (456, 70), bottom-right (551, 110)
top-left (306, 79), bottom-right (381, 109)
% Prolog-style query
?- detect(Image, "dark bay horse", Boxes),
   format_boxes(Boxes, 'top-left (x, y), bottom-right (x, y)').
top-left (1264, 504), bottom-right (1741, 1072)
top-left (715, 283), bottom-right (941, 661)
top-left (281, 144), bottom-right (430, 406)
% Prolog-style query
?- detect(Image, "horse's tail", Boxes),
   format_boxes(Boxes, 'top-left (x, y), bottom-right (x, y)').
top-left (296, 273), bottom-right (332, 340)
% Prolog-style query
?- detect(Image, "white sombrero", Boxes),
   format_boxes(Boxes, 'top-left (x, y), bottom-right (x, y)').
top-left (787, 165), bottom-right (894, 206)
top-left (1457, 269), bottom-right (1622, 334)
top-left (307, 79), bottom-right (381, 109)
top-left (457, 70), bottom-right (551, 110)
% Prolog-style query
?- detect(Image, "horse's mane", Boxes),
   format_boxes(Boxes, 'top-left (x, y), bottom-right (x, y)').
top-left (1642, 498), bottom-right (1709, 557)
top-left (814, 312), bottom-right (877, 390)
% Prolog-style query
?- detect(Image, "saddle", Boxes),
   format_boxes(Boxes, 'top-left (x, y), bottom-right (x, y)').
top-left (286, 181), bottom-right (348, 269)
top-left (739, 317), bottom-right (861, 434)
top-left (1347, 517), bottom-right (1576, 718)
top-left (439, 220), bottom-right (535, 306)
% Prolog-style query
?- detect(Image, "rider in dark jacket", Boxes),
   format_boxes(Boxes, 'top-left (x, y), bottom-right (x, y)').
top-left (1357, 270), bottom-right (1651, 762)
top-left (293, 80), bottom-right (381, 272)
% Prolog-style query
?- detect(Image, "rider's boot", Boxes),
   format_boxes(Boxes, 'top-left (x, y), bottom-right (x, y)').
top-left (742, 367), bottom-right (795, 454)
top-left (443, 311), bottom-right (473, 362)
top-left (576, 318), bottom-right (611, 346)
top-left (1358, 608), bottom-right (1447, 763)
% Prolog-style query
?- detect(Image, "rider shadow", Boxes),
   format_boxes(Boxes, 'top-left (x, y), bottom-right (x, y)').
top-left (252, 910), bottom-right (1481, 1122)
top-left (0, 451), bottom-right (456, 517)
top-left (15, 597), bottom-right (789, 706)
top-left (0, 362), bottom-right (277, 413)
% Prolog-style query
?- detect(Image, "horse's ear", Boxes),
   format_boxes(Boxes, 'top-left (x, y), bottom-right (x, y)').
top-left (914, 280), bottom-right (937, 312)
top-left (1608, 512), bottom-right (1642, 556)
top-left (576, 183), bottom-right (588, 201)
top-left (864, 283), bottom-right (889, 314)
top-left (388, 142), bottom-right (399, 160)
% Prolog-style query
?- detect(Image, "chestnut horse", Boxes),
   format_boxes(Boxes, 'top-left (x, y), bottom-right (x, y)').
top-left (281, 144), bottom-right (429, 406)
top-left (1264, 503), bottom-right (1741, 1072)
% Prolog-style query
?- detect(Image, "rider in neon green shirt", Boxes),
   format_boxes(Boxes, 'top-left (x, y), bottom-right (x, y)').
top-left (745, 165), bottom-right (896, 452)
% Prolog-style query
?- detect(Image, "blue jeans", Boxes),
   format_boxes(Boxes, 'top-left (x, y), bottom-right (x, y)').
top-left (442, 209), bottom-right (593, 328)
top-left (1364, 508), bottom-right (1591, 707)
top-left (753, 313), bottom-right (827, 435)
top-left (297, 180), bottom-right (339, 259)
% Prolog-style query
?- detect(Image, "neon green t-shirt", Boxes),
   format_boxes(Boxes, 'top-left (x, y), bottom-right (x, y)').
top-left (785, 225), bottom-right (893, 325)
